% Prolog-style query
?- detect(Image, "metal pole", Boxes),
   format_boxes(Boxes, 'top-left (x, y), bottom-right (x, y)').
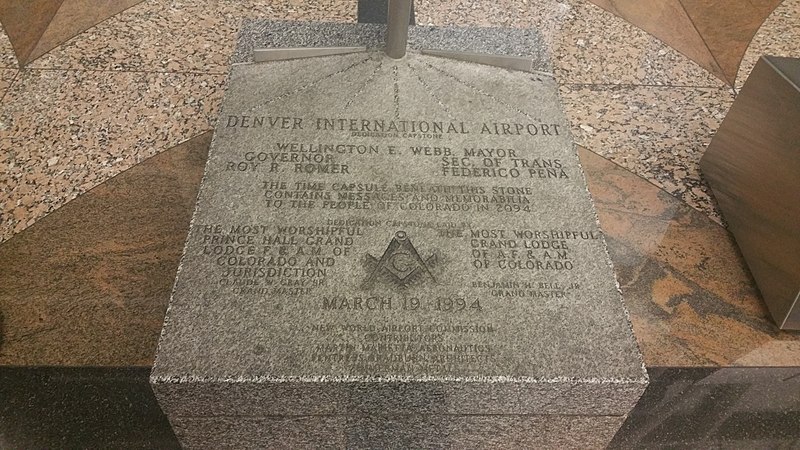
top-left (385, 0), bottom-right (412, 59)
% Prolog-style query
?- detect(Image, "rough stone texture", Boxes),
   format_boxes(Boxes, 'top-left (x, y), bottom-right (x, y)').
top-left (232, 20), bottom-right (551, 72)
top-left (0, 367), bottom-right (179, 449)
top-left (152, 22), bottom-right (646, 448)
top-left (610, 367), bottom-right (800, 449)
top-left (173, 415), bottom-right (625, 450)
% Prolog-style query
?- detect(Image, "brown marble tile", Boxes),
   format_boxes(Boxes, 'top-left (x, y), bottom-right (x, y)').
top-left (561, 84), bottom-right (734, 222)
top-left (0, 69), bottom-right (225, 242)
top-left (0, 132), bottom-right (211, 366)
top-left (586, 0), bottom-right (728, 83)
top-left (680, 0), bottom-right (781, 87)
top-left (0, 0), bottom-right (62, 66)
top-left (0, 23), bottom-right (17, 67)
top-left (736, 0), bottom-right (800, 91)
top-left (578, 147), bottom-right (800, 367)
top-left (29, 0), bottom-right (357, 72)
top-left (27, 0), bottom-right (145, 64)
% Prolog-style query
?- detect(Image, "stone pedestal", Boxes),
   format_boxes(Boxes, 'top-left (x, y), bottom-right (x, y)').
top-left (151, 23), bottom-right (647, 449)
top-left (701, 56), bottom-right (800, 330)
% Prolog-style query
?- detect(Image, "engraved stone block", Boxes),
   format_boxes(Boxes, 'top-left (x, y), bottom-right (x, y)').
top-left (151, 25), bottom-right (647, 449)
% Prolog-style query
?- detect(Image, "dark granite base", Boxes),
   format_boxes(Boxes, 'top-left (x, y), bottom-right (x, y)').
top-left (3, 366), bottom-right (798, 449)
top-left (0, 367), bottom-right (179, 449)
top-left (610, 367), bottom-right (800, 449)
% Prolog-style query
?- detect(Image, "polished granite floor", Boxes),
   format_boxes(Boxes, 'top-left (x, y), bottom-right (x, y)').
top-left (1, 0), bottom-right (799, 448)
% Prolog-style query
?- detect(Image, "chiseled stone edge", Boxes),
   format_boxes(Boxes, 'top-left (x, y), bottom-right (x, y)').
top-left (569, 139), bottom-right (650, 389)
top-left (151, 378), bottom-right (647, 417)
top-left (151, 374), bottom-right (648, 384)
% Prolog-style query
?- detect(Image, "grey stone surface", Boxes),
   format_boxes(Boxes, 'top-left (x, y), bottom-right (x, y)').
top-left (232, 20), bottom-right (552, 72)
top-left (253, 47), bottom-right (367, 62)
top-left (153, 21), bottom-right (646, 447)
top-left (173, 415), bottom-right (625, 450)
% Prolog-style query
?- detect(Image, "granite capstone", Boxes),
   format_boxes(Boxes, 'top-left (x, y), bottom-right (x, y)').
top-left (152, 21), bottom-right (646, 449)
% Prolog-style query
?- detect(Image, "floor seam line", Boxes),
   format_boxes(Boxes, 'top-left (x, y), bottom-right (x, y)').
top-left (558, 82), bottom-right (730, 90)
top-left (675, 0), bottom-right (734, 88)
top-left (578, 145), bottom-right (727, 230)
top-left (0, 70), bottom-right (22, 104)
top-left (18, 67), bottom-right (229, 76)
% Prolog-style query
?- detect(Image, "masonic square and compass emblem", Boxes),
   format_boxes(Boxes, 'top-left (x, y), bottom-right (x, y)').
top-left (363, 231), bottom-right (438, 288)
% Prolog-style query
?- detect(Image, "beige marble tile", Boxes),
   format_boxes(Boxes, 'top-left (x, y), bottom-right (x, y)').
top-left (415, 0), bottom-right (565, 34)
top-left (586, 0), bottom-right (730, 84)
top-left (0, 69), bottom-right (225, 242)
top-left (736, 0), bottom-right (800, 90)
top-left (416, 0), bottom-right (723, 87)
top-left (0, 68), bottom-right (16, 97)
top-left (561, 84), bottom-right (735, 222)
top-left (28, 0), bottom-right (357, 72)
top-left (554, 0), bottom-right (724, 86)
top-left (0, 23), bottom-right (17, 68)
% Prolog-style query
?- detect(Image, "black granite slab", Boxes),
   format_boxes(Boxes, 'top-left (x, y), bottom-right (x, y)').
top-left (0, 367), bottom-right (179, 449)
top-left (611, 367), bottom-right (800, 449)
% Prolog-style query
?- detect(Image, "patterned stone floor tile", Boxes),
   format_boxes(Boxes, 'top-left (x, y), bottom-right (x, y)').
top-left (28, 0), bottom-right (145, 64)
top-left (0, 68), bottom-right (16, 98)
top-left (416, 0), bottom-right (724, 87)
top-left (27, 0), bottom-right (357, 72)
top-left (0, 132), bottom-right (210, 366)
top-left (680, 0), bottom-right (782, 87)
top-left (555, 0), bottom-right (724, 86)
top-left (0, 69), bottom-right (225, 242)
top-left (736, 0), bottom-right (800, 91)
top-left (586, 0), bottom-right (729, 84)
top-left (415, 0), bottom-right (565, 34)
top-left (0, 23), bottom-right (17, 67)
top-left (562, 84), bottom-right (735, 222)
top-left (579, 147), bottom-right (800, 367)
top-left (0, 0), bottom-right (62, 66)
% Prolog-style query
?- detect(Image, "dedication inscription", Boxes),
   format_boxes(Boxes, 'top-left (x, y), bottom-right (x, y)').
top-left (152, 50), bottom-right (647, 448)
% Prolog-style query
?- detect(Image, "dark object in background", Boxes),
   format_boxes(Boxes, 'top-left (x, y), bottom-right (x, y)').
top-left (701, 56), bottom-right (800, 330)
